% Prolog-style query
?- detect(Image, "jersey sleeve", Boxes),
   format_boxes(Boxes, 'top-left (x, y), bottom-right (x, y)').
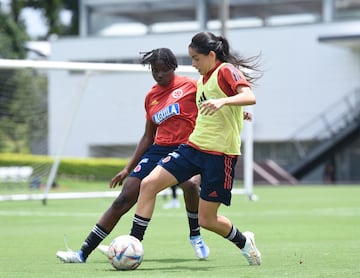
top-left (218, 64), bottom-right (251, 97)
top-left (144, 92), bottom-right (152, 121)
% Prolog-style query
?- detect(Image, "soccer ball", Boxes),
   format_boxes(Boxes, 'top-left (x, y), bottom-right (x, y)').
top-left (107, 235), bottom-right (144, 270)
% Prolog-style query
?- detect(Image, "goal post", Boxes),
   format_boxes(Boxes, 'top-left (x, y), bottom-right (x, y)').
top-left (243, 105), bottom-right (255, 200)
top-left (0, 58), bottom-right (254, 203)
top-left (0, 58), bottom-right (196, 74)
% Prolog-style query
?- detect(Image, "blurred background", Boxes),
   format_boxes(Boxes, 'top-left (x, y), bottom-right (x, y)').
top-left (0, 0), bottom-right (359, 186)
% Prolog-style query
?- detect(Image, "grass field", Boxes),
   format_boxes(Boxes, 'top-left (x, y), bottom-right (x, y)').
top-left (0, 184), bottom-right (359, 277)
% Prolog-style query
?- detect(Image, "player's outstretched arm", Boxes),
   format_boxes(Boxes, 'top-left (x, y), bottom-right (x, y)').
top-left (109, 120), bottom-right (157, 188)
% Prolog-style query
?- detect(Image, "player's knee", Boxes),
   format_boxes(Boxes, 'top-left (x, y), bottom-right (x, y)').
top-left (181, 180), bottom-right (199, 195)
top-left (140, 177), bottom-right (160, 196)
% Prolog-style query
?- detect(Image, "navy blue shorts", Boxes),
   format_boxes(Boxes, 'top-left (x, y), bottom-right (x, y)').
top-left (158, 144), bottom-right (237, 206)
top-left (129, 144), bottom-right (178, 180)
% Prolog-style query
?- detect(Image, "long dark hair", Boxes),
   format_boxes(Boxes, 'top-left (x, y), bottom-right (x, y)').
top-left (189, 31), bottom-right (262, 84)
top-left (140, 48), bottom-right (178, 70)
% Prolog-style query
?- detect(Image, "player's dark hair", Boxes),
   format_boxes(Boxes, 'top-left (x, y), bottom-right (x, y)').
top-left (189, 31), bottom-right (262, 84)
top-left (140, 48), bottom-right (178, 70)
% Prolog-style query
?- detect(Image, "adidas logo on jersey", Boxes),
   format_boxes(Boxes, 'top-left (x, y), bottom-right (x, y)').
top-left (198, 91), bottom-right (207, 105)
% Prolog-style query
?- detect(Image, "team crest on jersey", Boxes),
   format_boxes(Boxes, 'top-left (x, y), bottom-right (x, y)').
top-left (172, 89), bottom-right (184, 99)
top-left (152, 103), bottom-right (180, 124)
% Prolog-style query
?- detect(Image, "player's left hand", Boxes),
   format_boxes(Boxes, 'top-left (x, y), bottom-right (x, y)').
top-left (199, 99), bottom-right (225, 115)
top-left (109, 169), bottom-right (129, 188)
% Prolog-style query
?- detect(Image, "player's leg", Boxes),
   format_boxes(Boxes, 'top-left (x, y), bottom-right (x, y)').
top-left (56, 177), bottom-right (141, 263)
top-left (97, 177), bottom-right (141, 231)
top-left (130, 145), bottom-right (200, 243)
top-left (197, 154), bottom-right (261, 266)
top-left (137, 166), bottom-right (177, 218)
top-left (198, 199), bottom-right (230, 235)
top-left (56, 145), bottom-right (166, 263)
top-left (130, 165), bottom-right (178, 241)
top-left (80, 177), bottom-right (141, 259)
top-left (171, 185), bottom-right (177, 199)
top-left (198, 199), bottom-right (261, 265)
top-left (180, 174), bottom-right (210, 259)
top-left (180, 175), bottom-right (200, 215)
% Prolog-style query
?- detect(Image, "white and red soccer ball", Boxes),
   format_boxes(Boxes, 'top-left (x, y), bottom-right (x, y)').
top-left (107, 235), bottom-right (144, 270)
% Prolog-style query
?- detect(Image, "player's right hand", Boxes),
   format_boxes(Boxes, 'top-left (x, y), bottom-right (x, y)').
top-left (109, 169), bottom-right (129, 188)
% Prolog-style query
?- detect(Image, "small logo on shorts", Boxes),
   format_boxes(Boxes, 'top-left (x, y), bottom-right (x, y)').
top-left (161, 156), bottom-right (171, 163)
top-left (133, 165), bottom-right (142, 173)
top-left (208, 191), bottom-right (218, 197)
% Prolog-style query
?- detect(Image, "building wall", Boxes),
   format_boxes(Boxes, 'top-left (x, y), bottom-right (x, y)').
top-left (49, 21), bottom-right (360, 159)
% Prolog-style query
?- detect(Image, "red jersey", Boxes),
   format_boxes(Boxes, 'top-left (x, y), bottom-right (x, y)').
top-left (145, 75), bottom-right (198, 146)
top-left (202, 62), bottom-right (251, 96)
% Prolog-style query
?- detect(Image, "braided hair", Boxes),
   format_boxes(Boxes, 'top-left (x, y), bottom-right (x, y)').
top-left (140, 48), bottom-right (178, 70)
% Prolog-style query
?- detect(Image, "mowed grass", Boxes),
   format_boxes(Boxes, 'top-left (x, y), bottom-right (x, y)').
top-left (0, 184), bottom-right (359, 278)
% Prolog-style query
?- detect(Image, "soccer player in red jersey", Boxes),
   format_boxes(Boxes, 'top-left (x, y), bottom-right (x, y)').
top-left (56, 48), bottom-right (209, 263)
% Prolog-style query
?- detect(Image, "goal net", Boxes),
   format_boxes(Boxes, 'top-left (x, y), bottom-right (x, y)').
top-left (0, 58), bottom-right (254, 203)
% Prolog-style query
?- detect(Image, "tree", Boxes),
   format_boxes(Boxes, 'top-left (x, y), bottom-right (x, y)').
top-left (0, 70), bottom-right (47, 153)
top-left (0, 8), bottom-right (29, 59)
top-left (0, 9), bottom-right (47, 153)
top-left (0, 0), bottom-right (80, 154)
top-left (62, 0), bottom-right (79, 36)
top-left (10, 0), bottom-right (79, 38)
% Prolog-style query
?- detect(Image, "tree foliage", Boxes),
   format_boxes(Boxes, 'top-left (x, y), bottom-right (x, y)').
top-left (0, 1), bottom-right (80, 154)
top-left (0, 70), bottom-right (47, 153)
top-left (0, 9), bottom-right (29, 58)
top-left (10, 0), bottom-right (79, 38)
top-left (0, 9), bottom-right (47, 154)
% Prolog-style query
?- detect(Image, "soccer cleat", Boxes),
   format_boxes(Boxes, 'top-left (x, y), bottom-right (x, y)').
top-left (97, 244), bottom-right (109, 257)
top-left (56, 250), bottom-right (85, 263)
top-left (190, 235), bottom-right (210, 259)
top-left (241, 231), bottom-right (261, 266)
top-left (163, 198), bottom-right (180, 209)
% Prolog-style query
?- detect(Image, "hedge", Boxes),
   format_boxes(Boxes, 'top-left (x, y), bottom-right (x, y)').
top-left (0, 153), bottom-right (129, 180)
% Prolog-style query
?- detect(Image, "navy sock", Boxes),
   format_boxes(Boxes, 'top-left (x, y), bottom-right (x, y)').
top-left (225, 225), bottom-right (246, 249)
top-left (81, 224), bottom-right (108, 260)
top-left (130, 214), bottom-right (151, 241)
top-left (187, 210), bottom-right (201, 237)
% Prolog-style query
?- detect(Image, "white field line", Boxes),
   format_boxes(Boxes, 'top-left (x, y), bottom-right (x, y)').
top-left (0, 188), bottom-right (248, 202)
